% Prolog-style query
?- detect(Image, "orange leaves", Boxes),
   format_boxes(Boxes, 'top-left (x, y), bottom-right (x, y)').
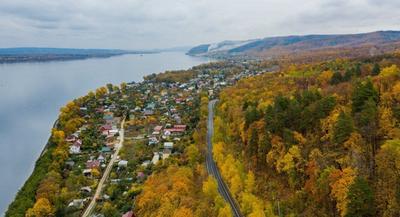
top-left (329, 167), bottom-right (356, 217)
top-left (304, 160), bottom-right (319, 198)
top-left (267, 135), bottom-right (285, 169)
top-left (135, 166), bottom-right (197, 217)
top-left (26, 198), bottom-right (55, 217)
top-left (317, 70), bottom-right (334, 87)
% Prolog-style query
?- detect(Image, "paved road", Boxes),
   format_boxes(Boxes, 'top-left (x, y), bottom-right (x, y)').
top-left (206, 100), bottom-right (243, 217)
top-left (82, 119), bottom-right (125, 217)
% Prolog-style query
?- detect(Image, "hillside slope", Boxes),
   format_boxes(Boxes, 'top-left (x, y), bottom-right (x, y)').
top-left (187, 31), bottom-right (400, 59)
top-left (212, 53), bottom-right (400, 216)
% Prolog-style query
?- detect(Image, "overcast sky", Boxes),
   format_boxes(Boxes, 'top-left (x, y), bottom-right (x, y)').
top-left (0, 0), bottom-right (399, 49)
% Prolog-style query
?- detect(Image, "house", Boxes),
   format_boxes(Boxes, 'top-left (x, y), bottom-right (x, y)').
top-left (101, 146), bottom-right (112, 153)
top-left (65, 160), bottom-right (75, 168)
top-left (68, 199), bottom-right (85, 208)
top-left (163, 149), bottom-right (171, 160)
top-left (143, 109), bottom-right (154, 116)
top-left (80, 186), bottom-right (92, 193)
top-left (174, 125), bottom-right (186, 130)
top-left (109, 129), bottom-right (119, 135)
top-left (103, 113), bottom-right (114, 121)
top-left (148, 137), bottom-right (159, 145)
top-left (122, 211), bottom-right (135, 217)
top-left (98, 154), bottom-right (106, 163)
top-left (141, 160), bottom-right (151, 167)
top-left (164, 142), bottom-right (173, 149)
top-left (69, 140), bottom-right (82, 154)
top-left (165, 128), bottom-right (185, 135)
top-left (83, 169), bottom-right (92, 176)
top-left (154, 125), bottom-right (163, 132)
top-left (118, 160), bottom-right (128, 168)
top-left (86, 160), bottom-right (100, 169)
top-left (163, 130), bottom-right (171, 137)
top-left (172, 114), bottom-right (182, 123)
top-left (175, 98), bottom-right (184, 104)
top-left (151, 152), bottom-right (160, 165)
top-left (100, 124), bottom-right (112, 135)
top-left (66, 134), bottom-right (78, 143)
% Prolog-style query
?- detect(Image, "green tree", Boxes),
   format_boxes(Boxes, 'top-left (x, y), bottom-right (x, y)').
top-left (330, 71), bottom-right (344, 85)
top-left (333, 111), bottom-right (354, 145)
top-left (371, 63), bottom-right (380, 76)
top-left (186, 144), bottom-right (201, 166)
top-left (344, 68), bottom-right (354, 81)
top-left (244, 105), bottom-right (259, 129)
top-left (101, 202), bottom-right (118, 217)
top-left (354, 63), bottom-right (362, 76)
top-left (351, 80), bottom-right (379, 114)
top-left (345, 177), bottom-right (374, 217)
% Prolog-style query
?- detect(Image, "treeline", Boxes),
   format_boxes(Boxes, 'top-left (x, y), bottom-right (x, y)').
top-left (214, 54), bottom-right (400, 217)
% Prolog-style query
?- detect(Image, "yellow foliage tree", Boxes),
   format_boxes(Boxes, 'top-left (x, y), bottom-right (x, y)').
top-left (50, 129), bottom-right (65, 145)
top-left (26, 198), bottom-right (55, 217)
top-left (329, 167), bottom-right (356, 217)
top-left (378, 106), bottom-right (399, 139)
top-left (202, 176), bottom-right (218, 201)
top-left (318, 70), bottom-right (334, 86)
top-left (213, 142), bottom-right (225, 164)
top-left (375, 140), bottom-right (400, 217)
top-left (173, 207), bottom-right (194, 217)
top-left (245, 171), bottom-right (255, 194)
top-left (379, 64), bottom-right (400, 77)
top-left (217, 205), bottom-right (232, 217)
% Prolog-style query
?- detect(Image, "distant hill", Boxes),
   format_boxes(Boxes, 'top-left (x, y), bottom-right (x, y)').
top-left (0, 47), bottom-right (156, 63)
top-left (187, 31), bottom-right (400, 60)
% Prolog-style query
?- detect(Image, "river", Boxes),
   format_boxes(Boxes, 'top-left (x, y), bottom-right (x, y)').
top-left (0, 52), bottom-right (209, 214)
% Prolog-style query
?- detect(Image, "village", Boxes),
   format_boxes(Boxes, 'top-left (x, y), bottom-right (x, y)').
top-left (59, 60), bottom-right (267, 217)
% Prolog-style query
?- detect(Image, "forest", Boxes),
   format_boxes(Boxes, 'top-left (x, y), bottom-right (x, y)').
top-left (212, 53), bottom-right (400, 216)
top-left (7, 51), bottom-right (400, 217)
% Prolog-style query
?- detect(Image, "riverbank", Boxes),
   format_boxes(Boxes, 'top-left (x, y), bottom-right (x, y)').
top-left (0, 52), bottom-right (210, 214)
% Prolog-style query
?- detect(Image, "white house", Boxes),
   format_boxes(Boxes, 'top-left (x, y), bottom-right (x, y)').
top-left (118, 160), bottom-right (128, 168)
top-left (164, 142), bottom-right (173, 149)
top-left (69, 140), bottom-right (82, 154)
top-left (151, 152), bottom-right (160, 165)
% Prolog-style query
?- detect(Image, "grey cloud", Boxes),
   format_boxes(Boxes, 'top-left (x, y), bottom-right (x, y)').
top-left (0, 0), bottom-right (399, 49)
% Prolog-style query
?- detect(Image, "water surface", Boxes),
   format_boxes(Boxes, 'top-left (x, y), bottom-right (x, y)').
top-left (0, 52), bottom-right (209, 214)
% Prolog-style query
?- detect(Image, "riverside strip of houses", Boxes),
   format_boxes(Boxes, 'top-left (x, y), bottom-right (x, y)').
top-left (60, 60), bottom-right (268, 217)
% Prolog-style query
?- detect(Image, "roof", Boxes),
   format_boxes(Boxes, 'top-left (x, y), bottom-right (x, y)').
top-left (174, 125), bottom-right (186, 129)
top-left (101, 147), bottom-right (112, 152)
top-left (166, 128), bottom-right (185, 133)
top-left (164, 142), bottom-right (173, 148)
top-left (73, 140), bottom-right (82, 147)
top-left (86, 160), bottom-right (100, 169)
top-left (118, 160), bottom-right (128, 167)
top-left (100, 124), bottom-right (112, 131)
top-left (154, 125), bottom-right (163, 131)
top-left (122, 211), bottom-right (135, 217)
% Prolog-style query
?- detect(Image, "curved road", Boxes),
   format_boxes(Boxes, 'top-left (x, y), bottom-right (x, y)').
top-left (82, 119), bottom-right (125, 217)
top-left (206, 100), bottom-right (243, 217)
